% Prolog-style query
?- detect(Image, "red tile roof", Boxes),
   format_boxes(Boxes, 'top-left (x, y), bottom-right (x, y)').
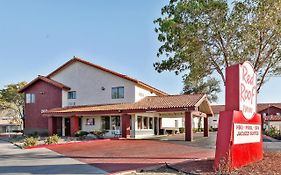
top-left (46, 57), bottom-right (168, 96)
top-left (19, 75), bottom-right (71, 93)
top-left (211, 105), bottom-right (225, 114)
top-left (256, 103), bottom-right (281, 112)
top-left (44, 94), bottom-right (208, 115)
top-left (211, 103), bottom-right (281, 114)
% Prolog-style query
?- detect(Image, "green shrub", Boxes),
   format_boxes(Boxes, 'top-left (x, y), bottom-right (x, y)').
top-left (23, 137), bottom-right (38, 148)
top-left (29, 131), bottom-right (39, 138)
top-left (264, 126), bottom-right (281, 140)
top-left (90, 130), bottom-right (108, 138)
top-left (209, 127), bottom-right (217, 132)
top-left (45, 135), bottom-right (60, 145)
top-left (74, 130), bottom-right (89, 137)
top-left (179, 127), bottom-right (185, 133)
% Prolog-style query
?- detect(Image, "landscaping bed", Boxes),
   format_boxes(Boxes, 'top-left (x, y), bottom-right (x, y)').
top-left (0, 135), bottom-right (80, 148)
top-left (0, 130), bottom-right (109, 149)
top-left (135, 151), bottom-right (281, 175)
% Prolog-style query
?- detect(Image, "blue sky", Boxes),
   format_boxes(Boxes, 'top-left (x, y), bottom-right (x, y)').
top-left (0, 0), bottom-right (280, 104)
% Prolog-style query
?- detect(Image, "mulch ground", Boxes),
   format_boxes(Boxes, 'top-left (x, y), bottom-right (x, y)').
top-left (140, 151), bottom-right (281, 175)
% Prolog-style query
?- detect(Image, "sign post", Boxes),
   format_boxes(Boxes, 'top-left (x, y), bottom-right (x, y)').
top-left (214, 62), bottom-right (263, 169)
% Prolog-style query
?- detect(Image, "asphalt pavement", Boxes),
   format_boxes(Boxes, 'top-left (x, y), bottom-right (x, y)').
top-left (0, 140), bottom-right (107, 175)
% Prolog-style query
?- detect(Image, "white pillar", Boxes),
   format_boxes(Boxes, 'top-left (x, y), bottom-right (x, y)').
top-left (62, 117), bottom-right (65, 137)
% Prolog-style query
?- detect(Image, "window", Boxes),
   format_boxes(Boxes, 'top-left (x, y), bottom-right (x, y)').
top-left (137, 116), bottom-right (142, 129)
top-left (143, 117), bottom-right (148, 129)
top-left (112, 87), bottom-right (124, 99)
top-left (68, 91), bottom-right (76, 99)
top-left (101, 116), bottom-right (110, 130)
top-left (26, 94), bottom-right (35, 103)
top-left (68, 102), bottom-right (76, 106)
top-left (111, 116), bottom-right (120, 130)
top-left (149, 118), bottom-right (153, 129)
top-left (86, 118), bottom-right (95, 125)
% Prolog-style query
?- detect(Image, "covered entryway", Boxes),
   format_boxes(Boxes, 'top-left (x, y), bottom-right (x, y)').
top-left (44, 94), bottom-right (213, 141)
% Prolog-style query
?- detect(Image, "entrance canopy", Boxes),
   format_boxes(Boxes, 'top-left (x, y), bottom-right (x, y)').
top-left (43, 94), bottom-right (213, 117)
top-left (44, 94), bottom-right (213, 141)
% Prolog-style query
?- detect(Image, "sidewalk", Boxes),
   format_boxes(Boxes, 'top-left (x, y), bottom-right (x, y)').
top-left (0, 140), bottom-right (107, 175)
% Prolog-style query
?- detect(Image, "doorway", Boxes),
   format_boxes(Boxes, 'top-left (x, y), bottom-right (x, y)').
top-left (154, 118), bottom-right (158, 135)
top-left (65, 118), bottom-right (71, 136)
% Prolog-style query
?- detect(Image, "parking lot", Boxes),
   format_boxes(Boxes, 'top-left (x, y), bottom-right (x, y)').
top-left (48, 138), bottom-right (215, 173)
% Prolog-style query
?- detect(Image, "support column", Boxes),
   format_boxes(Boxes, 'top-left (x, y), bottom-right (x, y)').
top-left (204, 117), bottom-right (209, 137)
top-left (48, 117), bottom-right (57, 136)
top-left (70, 116), bottom-right (79, 137)
top-left (156, 117), bottom-right (159, 135)
top-left (158, 118), bottom-right (162, 135)
top-left (122, 114), bottom-right (130, 138)
top-left (185, 111), bottom-right (193, 141)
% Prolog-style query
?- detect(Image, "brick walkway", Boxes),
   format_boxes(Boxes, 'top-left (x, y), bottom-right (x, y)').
top-left (49, 139), bottom-right (214, 173)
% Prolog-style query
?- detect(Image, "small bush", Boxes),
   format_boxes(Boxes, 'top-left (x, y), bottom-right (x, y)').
top-left (74, 130), bottom-right (89, 137)
top-left (45, 135), bottom-right (60, 145)
top-left (179, 127), bottom-right (185, 133)
top-left (165, 130), bottom-right (173, 135)
top-left (209, 127), bottom-right (217, 132)
top-left (90, 130), bottom-right (108, 138)
top-left (23, 137), bottom-right (38, 148)
top-left (264, 126), bottom-right (281, 140)
top-left (29, 131), bottom-right (39, 138)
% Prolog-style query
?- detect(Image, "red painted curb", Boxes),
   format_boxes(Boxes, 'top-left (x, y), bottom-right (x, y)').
top-left (26, 138), bottom-right (115, 149)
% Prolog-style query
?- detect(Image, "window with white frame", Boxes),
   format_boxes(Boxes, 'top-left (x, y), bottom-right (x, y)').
top-left (68, 91), bottom-right (76, 99)
top-left (112, 87), bottom-right (124, 99)
top-left (111, 116), bottom-right (121, 130)
top-left (26, 93), bottom-right (35, 104)
top-left (86, 118), bottom-right (95, 125)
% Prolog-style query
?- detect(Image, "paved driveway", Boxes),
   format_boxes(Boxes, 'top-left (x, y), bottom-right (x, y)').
top-left (0, 140), bottom-right (106, 175)
top-left (49, 139), bottom-right (215, 173)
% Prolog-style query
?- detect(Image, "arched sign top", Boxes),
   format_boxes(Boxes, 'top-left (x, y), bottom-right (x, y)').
top-left (239, 61), bottom-right (257, 120)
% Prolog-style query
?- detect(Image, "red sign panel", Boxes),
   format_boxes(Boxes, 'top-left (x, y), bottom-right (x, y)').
top-left (214, 62), bottom-right (263, 170)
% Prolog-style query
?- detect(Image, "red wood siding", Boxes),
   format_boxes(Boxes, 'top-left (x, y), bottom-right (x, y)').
top-left (24, 80), bottom-right (62, 134)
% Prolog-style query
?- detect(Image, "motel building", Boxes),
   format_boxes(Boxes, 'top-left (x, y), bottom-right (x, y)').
top-left (211, 104), bottom-right (281, 130)
top-left (19, 57), bottom-right (213, 141)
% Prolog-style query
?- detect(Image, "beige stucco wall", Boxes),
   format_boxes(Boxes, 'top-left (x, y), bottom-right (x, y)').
top-left (51, 62), bottom-right (136, 106)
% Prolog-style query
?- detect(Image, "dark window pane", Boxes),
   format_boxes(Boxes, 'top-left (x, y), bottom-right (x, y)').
top-left (101, 116), bottom-right (110, 130)
top-left (143, 117), bottom-right (148, 129)
top-left (68, 91), bottom-right (76, 99)
top-left (137, 116), bottom-right (142, 129)
top-left (111, 116), bottom-right (120, 130)
top-left (112, 87), bottom-right (124, 99)
top-left (149, 118), bottom-right (153, 129)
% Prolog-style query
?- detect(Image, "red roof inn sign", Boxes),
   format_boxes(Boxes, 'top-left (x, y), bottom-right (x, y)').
top-left (214, 62), bottom-right (263, 170)
top-left (239, 62), bottom-right (257, 120)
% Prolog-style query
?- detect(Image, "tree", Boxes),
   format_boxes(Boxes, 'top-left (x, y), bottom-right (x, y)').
top-left (183, 77), bottom-right (221, 102)
top-left (0, 82), bottom-right (27, 120)
top-left (154, 0), bottom-right (281, 98)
